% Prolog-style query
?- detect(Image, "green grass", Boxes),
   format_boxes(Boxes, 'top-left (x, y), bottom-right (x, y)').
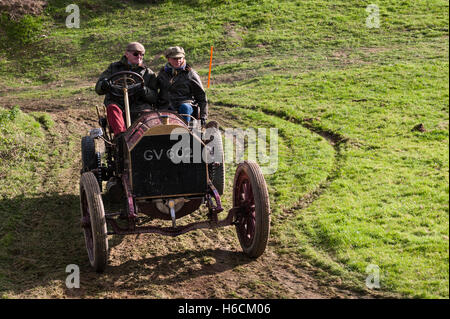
top-left (1, 0), bottom-right (448, 84)
top-left (0, 106), bottom-right (52, 283)
top-left (0, 106), bottom-right (53, 195)
top-left (0, 105), bottom-right (83, 295)
top-left (220, 107), bottom-right (335, 210)
top-left (0, 85), bottom-right (94, 100)
top-left (209, 57), bottom-right (449, 298)
top-left (0, 0), bottom-right (448, 298)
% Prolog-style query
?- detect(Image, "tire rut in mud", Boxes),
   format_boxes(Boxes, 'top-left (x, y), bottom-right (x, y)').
top-left (3, 98), bottom-right (376, 298)
top-left (204, 101), bottom-right (379, 298)
top-left (70, 102), bottom-right (375, 299)
top-left (210, 100), bottom-right (349, 215)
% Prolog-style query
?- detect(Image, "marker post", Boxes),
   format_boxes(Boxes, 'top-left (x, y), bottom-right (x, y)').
top-left (207, 46), bottom-right (213, 88)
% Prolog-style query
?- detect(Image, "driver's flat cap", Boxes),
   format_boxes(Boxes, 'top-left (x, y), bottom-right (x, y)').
top-left (126, 42), bottom-right (145, 54)
top-left (165, 46), bottom-right (185, 58)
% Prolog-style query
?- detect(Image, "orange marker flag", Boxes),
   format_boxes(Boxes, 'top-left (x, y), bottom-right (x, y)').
top-left (207, 46), bottom-right (213, 88)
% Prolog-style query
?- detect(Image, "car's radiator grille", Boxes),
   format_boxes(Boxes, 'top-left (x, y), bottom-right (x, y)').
top-left (130, 134), bottom-right (208, 198)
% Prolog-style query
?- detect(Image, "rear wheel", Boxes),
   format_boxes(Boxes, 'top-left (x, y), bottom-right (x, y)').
top-left (233, 161), bottom-right (270, 258)
top-left (80, 172), bottom-right (108, 272)
top-left (206, 122), bottom-right (225, 195)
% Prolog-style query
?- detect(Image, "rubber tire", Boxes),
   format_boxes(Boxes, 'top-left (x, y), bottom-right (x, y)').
top-left (80, 172), bottom-right (109, 272)
top-left (95, 151), bottom-right (103, 192)
top-left (81, 136), bottom-right (96, 173)
top-left (206, 125), bottom-right (225, 195)
top-left (233, 161), bottom-right (270, 258)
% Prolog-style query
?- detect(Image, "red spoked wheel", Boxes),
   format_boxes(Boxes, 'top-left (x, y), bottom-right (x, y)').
top-left (233, 161), bottom-right (270, 258)
top-left (80, 172), bottom-right (109, 272)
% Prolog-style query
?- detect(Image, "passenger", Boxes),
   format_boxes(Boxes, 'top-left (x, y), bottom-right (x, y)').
top-left (95, 42), bottom-right (158, 136)
top-left (157, 46), bottom-right (208, 124)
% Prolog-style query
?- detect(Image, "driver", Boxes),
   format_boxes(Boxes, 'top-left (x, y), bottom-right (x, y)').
top-left (95, 42), bottom-right (158, 136)
top-left (157, 46), bottom-right (208, 124)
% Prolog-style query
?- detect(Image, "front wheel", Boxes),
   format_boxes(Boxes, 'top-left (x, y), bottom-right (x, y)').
top-left (80, 172), bottom-right (109, 272)
top-left (233, 161), bottom-right (270, 258)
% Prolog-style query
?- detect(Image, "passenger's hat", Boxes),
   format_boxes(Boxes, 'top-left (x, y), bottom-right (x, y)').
top-left (126, 42), bottom-right (145, 54)
top-left (165, 46), bottom-right (185, 58)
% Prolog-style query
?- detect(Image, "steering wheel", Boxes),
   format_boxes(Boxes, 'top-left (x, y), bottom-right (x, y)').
top-left (107, 71), bottom-right (145, 97)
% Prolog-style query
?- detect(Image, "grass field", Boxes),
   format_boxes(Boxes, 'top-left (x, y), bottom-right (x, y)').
top-left (0, 0), bottom-right (448, 298)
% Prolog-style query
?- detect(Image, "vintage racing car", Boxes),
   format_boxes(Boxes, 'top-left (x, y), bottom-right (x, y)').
top-left (80, 71), bottom-right (270, 272)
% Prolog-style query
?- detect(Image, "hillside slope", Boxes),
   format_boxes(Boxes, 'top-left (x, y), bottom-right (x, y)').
top-left (0, 0), bottom-right (448, 299)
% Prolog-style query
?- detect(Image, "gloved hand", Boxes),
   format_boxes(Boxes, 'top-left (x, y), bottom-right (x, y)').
top-left (137, 85), bottom-right (149, 98)
top-left (100, 79), bottom-right (111, 92)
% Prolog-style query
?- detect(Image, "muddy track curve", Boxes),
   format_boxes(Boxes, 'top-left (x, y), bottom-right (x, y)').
top-left (1, 93), bottom-right (382, 299)
top-left (210, 101), bottom-right (348, 215)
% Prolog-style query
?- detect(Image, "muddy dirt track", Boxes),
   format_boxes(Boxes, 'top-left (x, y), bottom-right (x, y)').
top-left (0, 84), bottom-right (384, 299)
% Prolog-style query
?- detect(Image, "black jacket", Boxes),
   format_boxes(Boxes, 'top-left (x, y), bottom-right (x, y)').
top-left (95, 56), bottom-right (158, 111)
top-left (156, 64), bottom-right (208, 119)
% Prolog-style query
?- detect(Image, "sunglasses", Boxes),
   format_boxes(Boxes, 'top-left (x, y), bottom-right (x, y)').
top-left (131, 51), bottom-right (144, 57)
